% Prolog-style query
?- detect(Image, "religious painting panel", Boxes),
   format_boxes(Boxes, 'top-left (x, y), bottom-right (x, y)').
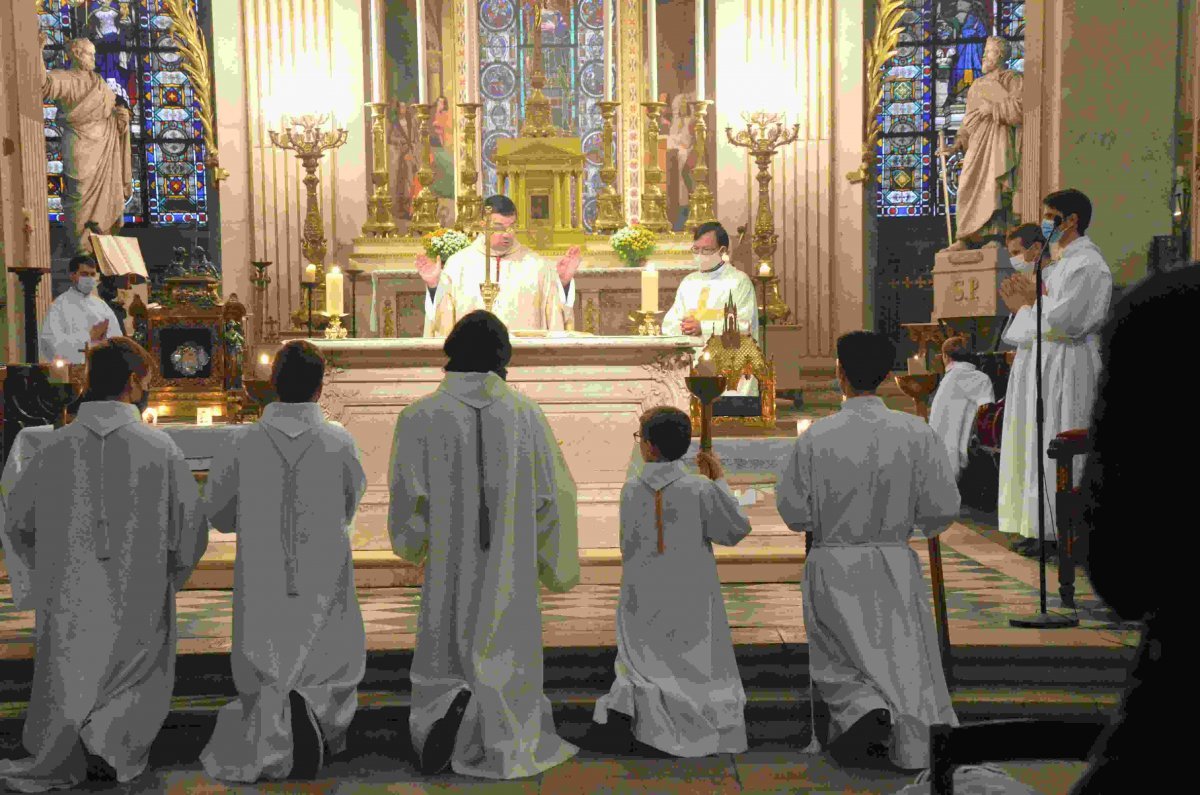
top-left (38, 0), bottom-right (210, 228)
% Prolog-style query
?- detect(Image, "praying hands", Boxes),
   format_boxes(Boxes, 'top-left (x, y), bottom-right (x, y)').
top-left (1000, 273), bottom-right (1037, 313)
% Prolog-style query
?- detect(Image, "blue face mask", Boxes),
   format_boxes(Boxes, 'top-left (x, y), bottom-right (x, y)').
top-left (1041, 217), bottom-right (1063, 245)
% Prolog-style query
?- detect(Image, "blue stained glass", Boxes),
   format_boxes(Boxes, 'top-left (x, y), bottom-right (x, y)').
top-left (478, 0), bottom-right (608, 231)
top-left (877, 0), bottom-right (1024, 218)
top-left (40, 0), bottom-right (208, 228)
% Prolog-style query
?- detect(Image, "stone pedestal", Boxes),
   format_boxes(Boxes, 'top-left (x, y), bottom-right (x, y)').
top-left (933, 247), bottom-right (1016, 348)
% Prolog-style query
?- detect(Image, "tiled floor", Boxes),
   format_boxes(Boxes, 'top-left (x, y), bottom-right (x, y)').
top-left (0, 522), bottom-right (1139, 659)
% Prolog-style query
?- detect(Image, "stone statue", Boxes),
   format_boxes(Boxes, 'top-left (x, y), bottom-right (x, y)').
top-left (936, 36), bottom-right (1023, 251)
top-left (40, 34), bottom-right (132, 255)
top-left (168, 246), bottom-right (190, 277)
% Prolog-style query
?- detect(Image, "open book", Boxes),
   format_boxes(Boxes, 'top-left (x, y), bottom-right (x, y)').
top-left (90, 234), bottom-right (149, 282)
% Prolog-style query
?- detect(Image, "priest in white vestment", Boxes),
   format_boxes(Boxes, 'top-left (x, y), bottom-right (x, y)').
top-left (389, 311), bottom-right (580, 779)
top-left (929, 336), bottom-right (995, 477)
top-left (0, 338), bottom-right (206, 792)
top-left (200, 340), bottom-right (367, 783)
top-left (593, 407), bottom-right (751, 757)
top-left (776, 331), bottom-right (960, 771)
top-left (417, 194), bottom-right (580, 336)
top-left (38, 254), bottom-right (122, 364)
top-left (998, 191), bottom-right (1112, 545)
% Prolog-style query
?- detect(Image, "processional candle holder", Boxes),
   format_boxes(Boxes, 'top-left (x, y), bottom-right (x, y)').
top-left (268, 113), bottom-right (348, 330)
top-left (362, 101), bottom-right (398, 237)
top-left (629, 310), bottom-right (661, 336)
top-left (685, 374), bottom-right (727, 453)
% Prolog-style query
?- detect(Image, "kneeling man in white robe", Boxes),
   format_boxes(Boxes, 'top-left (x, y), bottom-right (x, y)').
top-left (389, 310), bottom-right (580, 778)
top-left (776, 331), bottom-right (961, 771)
top-left (929, 336), bottom-right (995, 479)
top-left (38, 254), bottom-right (121, 364)
top-left (0, 337), bottom-right (206, 792)
top-left (200, 340), bottom-right (367, 783)
top-left (592, 406), bottom-right (751, 757)
top-left (661, 221), bottom-right (759, 396)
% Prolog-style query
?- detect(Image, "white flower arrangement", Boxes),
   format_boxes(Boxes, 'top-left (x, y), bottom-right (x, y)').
top-left (423, 228), bottom-right (472, 262)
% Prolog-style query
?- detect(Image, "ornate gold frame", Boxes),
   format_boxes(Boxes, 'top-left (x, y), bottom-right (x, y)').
top-left (688, 339), bottom-right (778, 431)
top-left (847, 0), bottom-right (907, 184)
top-left (162, 0), bottom-right (227, 182)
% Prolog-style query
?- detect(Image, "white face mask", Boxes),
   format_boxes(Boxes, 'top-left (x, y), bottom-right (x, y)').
top-left (694, 252), bottom-right (723, 271)
top-left (75, 276), bottom-right (97, 295)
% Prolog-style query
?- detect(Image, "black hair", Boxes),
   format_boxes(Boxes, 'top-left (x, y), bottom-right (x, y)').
top-left (836, 331), bottom-right (896, 392)
top-left (1006, 223), bottom-right (1044, 250)
top-left (641, 406), bottom-right (692, 461)
top-left (1043, 188), bottom-right (1093, 234)
top-left (692, 221), bottom-right (730, 251)
top-left (271, 340), bottom-right (326, 402)
top-left (444, 310), bottom-right (512, 380)
top-left (69, 254), bottom-right (97, 274)
top-left (482, 194), bottom-right (518, 218)
top-left (83, 336), bottom-right (152, 400)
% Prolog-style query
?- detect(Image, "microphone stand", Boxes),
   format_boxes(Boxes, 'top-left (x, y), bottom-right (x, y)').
top-left (1011, 240), bottom-right (1078, 629)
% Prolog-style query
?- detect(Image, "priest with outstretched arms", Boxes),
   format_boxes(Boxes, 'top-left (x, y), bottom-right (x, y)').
top-left (415, 195), bottom-right (582, 337)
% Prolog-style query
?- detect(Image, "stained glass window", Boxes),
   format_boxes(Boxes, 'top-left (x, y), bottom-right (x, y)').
top-left (478, 0), bottom-right (609, 231)
top-left (877, 0), bottom-right (1025, 217)
top-left (39, 0), bottom-right (209, 228)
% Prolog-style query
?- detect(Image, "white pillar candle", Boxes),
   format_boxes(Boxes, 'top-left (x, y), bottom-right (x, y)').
top-left (646, 0), bottom-right (657, 100)
top-left (640, 264), bottom-right (659, 312)
top-left (603, 0), bottom-right (614, 101)
top-left (302, 264), bottom-right (318, 284)
top-left (695, 0), bottom-right (705, 101)
top-left (416, 0), bottom-right (428, 104)
top-left (370, 0), bottom-right (384, 103)
top-left (326, 266), bottom-right (345, 316)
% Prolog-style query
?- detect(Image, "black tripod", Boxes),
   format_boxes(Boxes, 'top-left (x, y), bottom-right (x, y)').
top-left (1011, 237), bottom-right (1078, 629)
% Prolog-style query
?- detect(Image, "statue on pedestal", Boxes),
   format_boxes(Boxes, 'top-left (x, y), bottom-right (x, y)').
top-left (40, 35), bottom-right (132, 256)
top-left (936, 36), bottom-right (1023, 252)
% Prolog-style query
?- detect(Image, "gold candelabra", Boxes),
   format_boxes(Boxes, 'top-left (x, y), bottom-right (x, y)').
top-left (477, 202), bottom-right (501, 313)
top-left (640, 102), bottom-right (670, 233)
top-left (321, 313), bottom-right (349, 339)
top-left (594, 101), bottom-right (626, 234)
top-left (362, 102), bottom-right (397, 237)
top-left (268, 113), bottom-right (348, 330)
top-left (455, 102), bottom-right (484, 228)
top-left (520, 1), bottom-right (562, 138)
top-left (727, 111), bottom-right (799, 324)
top-left (685, 100), bottom-right (717, 232)
top-left (409, 103), bottom-right (440, 236)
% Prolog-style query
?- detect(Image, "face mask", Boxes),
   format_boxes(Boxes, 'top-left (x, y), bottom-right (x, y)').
top-left (1011, 250), bottom-right (1038, 273)
top-left (75, 276), bottom-right (96, 295)
top-left (694, 252), bottom-right (723, 271)
top-left (1040, 218), bottom-right (1064, 245)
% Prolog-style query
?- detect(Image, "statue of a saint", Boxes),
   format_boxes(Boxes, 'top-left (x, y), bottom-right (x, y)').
top-left (40, 35), bottom-right (132, 255)
top-left (937, 36), bottom-right (1023, 251)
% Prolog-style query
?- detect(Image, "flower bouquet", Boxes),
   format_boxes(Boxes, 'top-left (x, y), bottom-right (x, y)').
top-left (610, 224), bottom-right (656, 267)
top-left (423, 227), bottom-right (472, 263)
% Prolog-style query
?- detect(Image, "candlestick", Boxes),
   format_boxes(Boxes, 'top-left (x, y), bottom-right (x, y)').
top-left (370, 0), bottom-right (384, 103)
top-left (646, 0), bottom-right (658, 100)
top-left (604, 0), bottom-right (614, 102)
top-left (325, 266), bottom-right (344, 316)
top-left (640, 102), bottom-right (670, 232)
top-left (695, 0), bottom-right (705, 101)
top-left (640, 264), bottom-right (659, 312)
top-left (416, 0), bottom-right (427, 104)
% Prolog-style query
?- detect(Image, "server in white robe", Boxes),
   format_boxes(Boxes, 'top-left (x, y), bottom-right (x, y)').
top-left (200, 340), bottom-right (367, 783)
top-left (776, 331), bottom-right (961, 771)
top-left (0, 338), bottom-right (206, 792)
top-left (998, 192), bottom-right (1112, 544)
top-left (593, 407), bottom-right (751, 757)
top-left (416, 194), bottom-right (580, 336)
top-left (929, 336), bottom-right (995, 477)
top-left (38, 254), bottom-right (121, 364)
top-left (661, 222), bottom-right (759, 396)
top-left (389, 310), bottom-right (580, 779)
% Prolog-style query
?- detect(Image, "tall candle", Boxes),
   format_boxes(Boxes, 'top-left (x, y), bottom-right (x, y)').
top-left (370, 0), bottom-right (384, 103)
top-left (646, 0), bottom-right (657, 100)
top-left (695, 0), bottom-right (705, 101)
top-left (640, 264), bottom-right (658, 312)
top-left (603, 0), bottom-right (614, 101)
top-left (326, 266), bottom-right (345, 316)
top-left (416, 0), bottom-right (427, 104)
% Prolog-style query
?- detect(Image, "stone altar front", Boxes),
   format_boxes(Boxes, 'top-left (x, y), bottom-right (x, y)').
top-left (311, 335), bottom-right (696, 554)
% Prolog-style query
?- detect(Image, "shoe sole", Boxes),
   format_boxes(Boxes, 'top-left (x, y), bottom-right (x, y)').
top-left (289, 691), bottom-right (324, 780)
top-left (419, 690), bottom-right (472, 776)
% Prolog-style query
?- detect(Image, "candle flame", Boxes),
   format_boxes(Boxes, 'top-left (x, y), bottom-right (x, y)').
top-left (54, 359), bottom-right (65, 368)
top-left (259, 353), bottom-right (270, 365)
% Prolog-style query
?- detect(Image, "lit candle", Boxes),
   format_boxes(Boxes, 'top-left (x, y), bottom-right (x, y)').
top-left (143, 407), bottom-right (158, 425)
top-left (258, 352), bottom-right (271, 378)
top-left (640, 264), bottom-right (659, 312)
top-left (326, 266), bottom-right (345, 316)
top-left (603, 0), bottom-right (614, 102)
top-left (695, 0), bottom-right (705, 101)
top-left (302, 264), bottom-right (317, 284)
top-left (646, 0), bottom-right (657, 100)
top-left (370, 0), bottom-right (385, 103)
top-left (908, 355), bottom-right (927, 375)
top-left (695, 350), bottom-right (717, 376)
top-left (758, 262), bottom-right (772, 277)
top-left (416, 0), bottom-right (427, 104)
top-left (49, 358), bottom-right (68, 383)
